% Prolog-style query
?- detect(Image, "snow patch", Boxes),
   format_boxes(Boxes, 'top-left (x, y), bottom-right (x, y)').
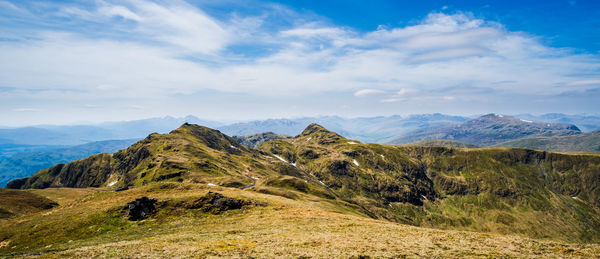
top-left (380, 154), bottom-right (385, 159)
top-left (273, 155), bottom-right (287, 163)
top-left (207, 183), bottom-right (216, 186)
top-left (520, 119), bottom-right (533, 123)
top-left (306, 137), bottom-right (311, 141)
top-left (347, 141), bottom-right (358, 145)
top-left (251, 176), bottom-right (259, 180)
top-left (291, 162), bottom-right (296, 167)
top-left (547, 124), bottom-right (551, 127)
top-left (319, 180), bottom-right (325, 185)
top-left (353, 159), bottom-right (359, 167)
top-left (421, 195), bottom-right (427, 200)
top-left (229, 145), bottom-right (238, 149)
top-left (572, 196), bottom-right (578, 199)
top-left (107, 180), bottom-right (117, 187)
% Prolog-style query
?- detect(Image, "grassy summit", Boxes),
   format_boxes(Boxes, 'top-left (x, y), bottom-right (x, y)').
top-left (2, 123), bottom-right (600, 256)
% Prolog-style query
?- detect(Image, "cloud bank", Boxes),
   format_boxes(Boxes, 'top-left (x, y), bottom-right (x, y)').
top-left (0, 0), bottom-right (598, 125)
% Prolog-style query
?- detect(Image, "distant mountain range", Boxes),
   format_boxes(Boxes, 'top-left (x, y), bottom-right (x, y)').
top-left (494, 131), bottom-right (600, 153)
top-left (0, 139), bottom-right (139, 187)
top-left (390, 114), bottom-right (582, 146)
top-left (218, 114), bottom-right (470, 143)
top-left (0, 115), bottom-right (221, 146)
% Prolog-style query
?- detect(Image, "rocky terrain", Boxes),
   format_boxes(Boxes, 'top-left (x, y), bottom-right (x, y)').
top-left (4, 123), bottom-right (600, 249)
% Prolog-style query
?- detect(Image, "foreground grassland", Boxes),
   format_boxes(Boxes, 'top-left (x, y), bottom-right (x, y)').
top-left (1, 184), bottom-right (599, 258)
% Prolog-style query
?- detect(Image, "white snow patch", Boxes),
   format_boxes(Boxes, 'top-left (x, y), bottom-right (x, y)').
top-left (388, 204), bottom-right (392, 207)
top-left (421, 195), bottom-right (427, 200)
top-left (353, 159), bottom-right (359, 167)
top-left (230, 145), bottom-right (238, 149)
top-left (107, 180), bottom-right (117, 187)
top-left (497, 114), bottom-right (504, 117)
top-left (251, 176), bottom-right (259, 180)
top-left (306, 137), bottom-right (311, 141)
top-left (572, 196), bottom-right (578, 199)
top-left (520, 119), bottom-right (533, 123)
top-left (291, 162), bottom-right (296, 167)
top-left (207, 183), bottom-right (216, 186)
top-left (273, 155), bottom-right (287, 163)
top-left (319, 180), bottom-right (325, 185)
top-left (347, 141), bottom-right (358, 145)
top-left (547, 124), bottom-right (551, 127)
top-left (380, 154), bottom-right (385, 159)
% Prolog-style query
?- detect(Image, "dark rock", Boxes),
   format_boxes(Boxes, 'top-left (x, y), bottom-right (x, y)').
top-left (114, 186), bottom-right (129, 192)
top-left (126, 197), bottom-right (157, 221)
top-left (189, 192), bottom-right (246, 214)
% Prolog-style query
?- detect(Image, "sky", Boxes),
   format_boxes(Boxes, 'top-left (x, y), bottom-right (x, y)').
top-left (0, 0), bottom-right (599, 126)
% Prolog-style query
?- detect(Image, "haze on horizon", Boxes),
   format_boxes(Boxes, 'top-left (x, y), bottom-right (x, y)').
top-left (1, 0), bottom-right (599, 127)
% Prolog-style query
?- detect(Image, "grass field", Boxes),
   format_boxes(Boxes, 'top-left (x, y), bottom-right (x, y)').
top-left (1, 183), bottom-right (599, 258)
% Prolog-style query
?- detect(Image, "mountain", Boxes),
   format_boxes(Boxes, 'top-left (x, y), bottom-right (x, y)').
top-left (218, 113), bottom-right (469, 143)
top-left (0, 139), bottom-right (139, 187)
top-left (232, 132), bottom-right (292, 149)
top-left (0, 115), bottom-right (221, 146)
top-left (389, 113), bottom-right (582, 146)
top-left (406, 139), bottom-right (479, 148)
top-left (515, 113), bottom-right (600, 132)
top-left (495, 130), bottom-right (600, 153)
top-left (6, 123), bottom-right (600, 246)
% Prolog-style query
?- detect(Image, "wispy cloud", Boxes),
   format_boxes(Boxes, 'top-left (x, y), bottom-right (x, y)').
top-left (0, 1), bottom-right (599, 125)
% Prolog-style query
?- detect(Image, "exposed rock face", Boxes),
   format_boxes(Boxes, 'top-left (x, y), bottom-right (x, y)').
top-left (233, 132), bottom-right (291, 149)
top-left (126, 197), bottom-right (157, 221)
top-left (188, 192), bottom-right (247, 214)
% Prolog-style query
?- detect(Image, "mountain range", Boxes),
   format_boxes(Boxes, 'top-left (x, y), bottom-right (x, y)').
top-left (390, 113), bottom-right (582, 146)
top-left (5, 123), bottom-right (600, 245)
top-left (1, 113), bottom-right (599, 188)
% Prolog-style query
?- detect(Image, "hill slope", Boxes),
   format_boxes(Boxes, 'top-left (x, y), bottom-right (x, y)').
top-left (6, 123), bottom-right (600, 244)
top-left (495, 131), bottom-right (600, 153)
top-left (389, 113), bottom-right (581, 146)
top-left (406, 139), bottom-right (478, 148)
top-left (2, 184), bottom-right (598, 257)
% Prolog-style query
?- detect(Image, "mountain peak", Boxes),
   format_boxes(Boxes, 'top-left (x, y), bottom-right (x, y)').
top-left (300, 123), bottom-right (328, 136)
top-left (170, 123), bottom-right (244, 151)
top-left (298, 123), bottom-right (344, 144)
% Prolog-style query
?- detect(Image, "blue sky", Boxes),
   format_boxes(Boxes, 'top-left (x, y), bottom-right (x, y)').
top-left (0, 0), bottom-right (599, 126)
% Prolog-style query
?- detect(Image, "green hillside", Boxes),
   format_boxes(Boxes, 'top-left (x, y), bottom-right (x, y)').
top-left (3, 123), bottom-right (600, 256)
top-left (405, 139), bottom-right (478, 148)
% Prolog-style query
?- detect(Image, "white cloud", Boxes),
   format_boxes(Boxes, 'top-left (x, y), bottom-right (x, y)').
top-left (354, 89), bottom-right (386, 97)
top-left (0, 2), bottom-right (599, 124)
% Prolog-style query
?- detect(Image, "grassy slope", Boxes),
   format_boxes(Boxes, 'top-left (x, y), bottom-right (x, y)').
top-left (405, 139), bottom-right (478, 148)
top-left (5, 123), bottom-right (600, 250)
top-left (259, 125), bottom-right (600, 243)
top-left (0, 189), bottom-right (58, 219)
top-left (1, 183), bottom-right (598, 258)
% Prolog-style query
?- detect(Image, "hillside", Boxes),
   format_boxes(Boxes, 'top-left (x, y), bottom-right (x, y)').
top-left (406, 139), bottom-right (478, 148)
top-left (495, 131), bottom-right (600, 153)
top-left (389, 113), bottom-right (582, 146)
top-left (1, 184), bottom-right (598, 257)
top-left (232, 132), bottom-right (292, 149)
top-left (6, 123), bottom-right (600, 247)
top-left (0, 139), bottom-right (139, 187)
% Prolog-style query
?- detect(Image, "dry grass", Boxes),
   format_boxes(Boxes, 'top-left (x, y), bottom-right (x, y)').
top-left (1, 184), bottom-right (599, 258)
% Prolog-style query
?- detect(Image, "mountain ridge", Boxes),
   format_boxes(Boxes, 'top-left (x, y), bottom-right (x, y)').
top-left (6, 123), bottom-right (600, 243)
